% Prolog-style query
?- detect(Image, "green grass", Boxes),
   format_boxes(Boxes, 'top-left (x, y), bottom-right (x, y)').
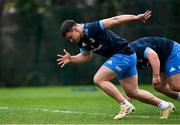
top-left (0, 85), bottom-right (179, 124)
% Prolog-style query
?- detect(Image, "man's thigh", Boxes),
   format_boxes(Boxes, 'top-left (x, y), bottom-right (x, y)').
top-left (94, 66), bottom-right (116, 81)
top-left (167, 73), bottom-right (180, 86)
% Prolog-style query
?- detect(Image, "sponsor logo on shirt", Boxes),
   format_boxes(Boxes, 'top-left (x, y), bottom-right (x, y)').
top-left (170, 67), bottom-right (176, 72)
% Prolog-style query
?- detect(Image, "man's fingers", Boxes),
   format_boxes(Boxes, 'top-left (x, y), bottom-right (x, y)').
top-left (153, 82), bottom-right (160, 85)
top-left (57, 61), bottom-right (66, 68)
top-left (146, 14), bottom-right (151, 19)
top-left (61, 63), bottom-right (66, 68)
top-left (153, 78), bottom-right (161, 85)
top-left (144, 10), bottom-right (149, 15)
top-left (57, 54), bottom-right (63, 57)
top-left (145, 11), bottom-right (152, 17)
top-left (144, 15), bottom-right (151, 22)
top-left (144, 10), bottom-right (151, 16)
top-left (144, 10), bottom-right (151, 15)
top-left (58, 61), bottom-right (64, 65)
top-left (63, 49), bottom-right (68, 54)
top-left (143, 11), bottom-right (152, 22)
top-left (57, 58), bottom-right (63, 62)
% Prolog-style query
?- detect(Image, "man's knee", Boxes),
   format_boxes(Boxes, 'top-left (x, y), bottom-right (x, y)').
top-left (169, 82), bottom-right (180, 91)
top-left (126, 90), bottom-right (139, 99)
top-left (93, 75), bottom-right (102, 86)
top-left (167, 74), bottom-right (180, 91)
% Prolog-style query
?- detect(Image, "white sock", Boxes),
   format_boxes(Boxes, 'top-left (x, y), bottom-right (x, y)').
top-left (121, 100), bottom-right (131, 106)
top-left (176, 93), bottom-right (180, 101)
top-left (159, 101), bottom-right (169, 110)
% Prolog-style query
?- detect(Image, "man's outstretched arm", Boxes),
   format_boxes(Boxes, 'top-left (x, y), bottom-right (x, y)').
top-left (57, 49), bottom-right (92, 68)
top-left (102, 10), bottom-right (151, 29)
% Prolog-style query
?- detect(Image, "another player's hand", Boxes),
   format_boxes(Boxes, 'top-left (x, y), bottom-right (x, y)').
top-left (57, 49), bottom-right (71, 68)
top-left (152, 74), bottom-right (161, 85)
top-left (137, 10), bottom-right (152, 23)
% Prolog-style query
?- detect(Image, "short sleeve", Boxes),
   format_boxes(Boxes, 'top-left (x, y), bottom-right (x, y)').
top-left (99, 20), bottom-right (105, 30)
top-left (144, 47), bottom-right (151, 58)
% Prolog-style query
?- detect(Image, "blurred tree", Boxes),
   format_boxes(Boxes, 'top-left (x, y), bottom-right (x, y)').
top-left (0, 0), bottom-right (6, 85)
top-left (1, 0), bottom-right (180, 86)
top-left (0, 0), bottom-right (6, 42)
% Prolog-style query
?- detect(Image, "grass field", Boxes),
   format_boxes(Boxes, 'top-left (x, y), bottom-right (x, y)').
top-left (0, 84), bottom-right (179, 124)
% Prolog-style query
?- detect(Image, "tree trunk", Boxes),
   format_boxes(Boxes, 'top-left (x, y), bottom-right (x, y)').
top-left (0, 0), bottom-right (6, 83)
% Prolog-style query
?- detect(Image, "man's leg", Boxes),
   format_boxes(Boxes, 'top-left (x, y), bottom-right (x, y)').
top-left (153, 73), bottom-right (180, 99)
top-left (93, 66), bottom-right (135, 119)
top-left (120, 75), bottom-right (161, 105)
top-left (119, 75), bottom-right (174, 119)
top-left (167, 73), bottom-right (180, 92)
top-left (93, 65), bottom-right (126, 103)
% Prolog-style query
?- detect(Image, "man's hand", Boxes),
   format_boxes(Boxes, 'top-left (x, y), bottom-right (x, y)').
top-left (57, 49), bottom-right (71, 68)
top-left (136, 10), bottom-right (152, 23)
top-left (152, 74), bottom-right (161, 85)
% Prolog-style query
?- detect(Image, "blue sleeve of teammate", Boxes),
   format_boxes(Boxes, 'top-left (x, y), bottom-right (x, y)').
top-left (144, 47), bottom-right (151, 58)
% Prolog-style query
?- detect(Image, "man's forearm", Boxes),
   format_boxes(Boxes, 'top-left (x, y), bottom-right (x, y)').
top-left (151, 60), bottom-right (160, 76)
top-left (147, 49), bottom-right (160, 76)
top-left (148, 55), bottom-right (160, 76)
top-left (71, 53), bottom-right (91, 63)
top-left (111, 15), bottom-right (138, 24)
top-left (103, 15), bottom-right (138, 28)
top-left (103, 10), bottom-right (151, 28)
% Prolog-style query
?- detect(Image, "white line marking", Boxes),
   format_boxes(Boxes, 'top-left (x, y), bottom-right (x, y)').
top-left (0, 106), bottom-right (180, 121)
top-left (0, 106), bottom-right (9, 109)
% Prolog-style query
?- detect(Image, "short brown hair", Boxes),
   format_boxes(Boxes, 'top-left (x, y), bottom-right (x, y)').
top-left (60, 20), bottom-right (77, 37)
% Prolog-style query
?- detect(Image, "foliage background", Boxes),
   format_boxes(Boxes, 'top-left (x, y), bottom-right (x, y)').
top-left (0, 0), bottom-right (180, 86)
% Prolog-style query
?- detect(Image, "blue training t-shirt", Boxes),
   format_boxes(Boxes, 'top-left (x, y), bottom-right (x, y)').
top-left (77, 21), bottom-right (134, 58)
top-left (129, 36), bottom-right (174, 72)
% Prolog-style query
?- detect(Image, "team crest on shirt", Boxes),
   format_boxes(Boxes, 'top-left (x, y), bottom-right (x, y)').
top-left (82, 42), bottom-right (87, 47)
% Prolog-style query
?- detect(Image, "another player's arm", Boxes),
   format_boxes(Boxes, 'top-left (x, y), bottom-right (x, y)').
top-left (102, 10), bottom-right (151, 29)
top-left (146, 48), bottom-right (161, 84)
top-left (57, 49), bottom-right (92, 68)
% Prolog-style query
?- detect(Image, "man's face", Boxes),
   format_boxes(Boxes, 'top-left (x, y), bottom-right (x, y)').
top-left (65, 26), bottom-right (81, 44)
